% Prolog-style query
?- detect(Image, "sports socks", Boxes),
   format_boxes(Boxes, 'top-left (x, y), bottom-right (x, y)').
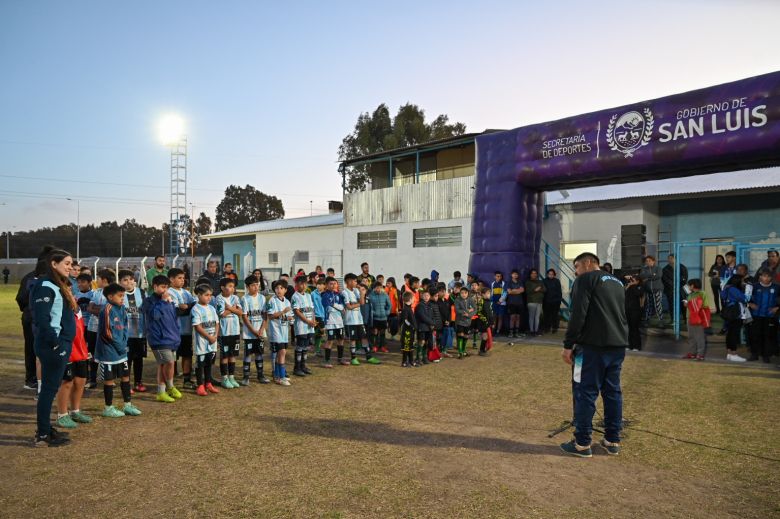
top-left (103, 384), bottom-right (113, 406)
top-left (120, 381), bottom-right (132, 403)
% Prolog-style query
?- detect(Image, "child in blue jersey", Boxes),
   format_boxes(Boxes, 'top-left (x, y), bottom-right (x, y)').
top-left (74, 273), bottom-right (93, 316)
top-left (95, 283), bottom-right (141, 418)
top-left (266, 280), bottom-right (293, 386)
top-left (119, 270), bottom-right (147, 394)
top-left (192, 284), bottom-right (220, 396)
top-left (292, 275), bottom-right (317, 377)
top-left (167, 268), bottom-right (196, 388)
top-left (342, 273), bottom-right (381, 366)
top-left (311, 278), bottom-right (326, 356)
top-left (321, 276), bottom-right (345, 367)
top-left (240, 275), bottom-right (269, 385)
top-left (216, 277), bottom-right (243, 389)
top-left (85, 269), bottom-right (114, 388)
top-left (143, 275), bottom-right (182, 403)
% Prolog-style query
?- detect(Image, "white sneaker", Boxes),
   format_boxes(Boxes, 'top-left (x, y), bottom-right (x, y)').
top-left (276, 378), bottom-right (291, 386)
top-left (727, 354), bottom-right (747, 363)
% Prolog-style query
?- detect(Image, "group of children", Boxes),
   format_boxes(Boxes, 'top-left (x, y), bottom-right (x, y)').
top-left (51, 263), bottom-right (502, 432)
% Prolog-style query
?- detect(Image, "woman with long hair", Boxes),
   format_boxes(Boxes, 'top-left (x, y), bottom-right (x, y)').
top-left (525, 269), bottom-right (546, 335)
top-left (385, 277), bottom-right (400, 340)
top-left (708, 254), bottom-right (726, 314)
top-left (252, 268), bottom-right (267, 292)
top-left (32, 248), bottom-right (78, 446)
top-left (542, 269), bottom-right (563, 333)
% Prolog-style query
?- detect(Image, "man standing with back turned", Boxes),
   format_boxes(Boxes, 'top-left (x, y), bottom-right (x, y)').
top-left (560, 252), bottom-right (628, 458)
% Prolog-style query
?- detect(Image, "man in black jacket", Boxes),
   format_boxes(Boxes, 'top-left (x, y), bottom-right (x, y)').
top-left (662, 254), bottom-right (688, 323)
top-left (561, 252), bottom-right (628, 458)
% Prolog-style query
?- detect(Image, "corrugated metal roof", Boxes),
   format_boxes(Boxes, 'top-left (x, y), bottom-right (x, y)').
top-left (545, 167), bottom-right (780, 205)
top-left (203, 213), bottom-right (344, 239)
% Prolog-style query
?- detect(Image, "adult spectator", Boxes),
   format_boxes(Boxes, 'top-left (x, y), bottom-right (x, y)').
top-left (223, 263), bottom-right (238, 283)
top-left (132, 265), bottom-right (141, 285)
top-left (721, 275), bottom-right (747, 362)
top-left (251, 268), bottom-right (268, 292)
top-left (447, 271), bottom-right (463, 293)
top-left (16, 245), bottom-right (56, 390)
top-left (182, 263), bottom-right (191, 287)
top-left (3, 266), bottom-right (10, 284)
top-left (662, 254), bottom-right (688, 322)
top-left (720, 251), bottom-right (737, 283)
top-left (201, 260), bottom-right (222, 293)
top-left (624, 273), bottom-right (644, 351)
top-left (145, 255), bottom-right (168, 295)
top-left (708, 254), bottom-right (725, 314)
top-left (506, 270), bottom-right (525, 338)
top-left (747, 268), bottom-right (779, 363)
top-left (358, 262), bottom-right (375, 286)
top-left (639, 256), bottom-right (664, 323)
top-left (524, 269), bottom-right (545, 336)
top-left (602, 263), bottom-right (613, 274)
top-left (756, 249), bottom-right (780, 283)
top-left (32, 248), bottom-right (77, 446)
top-left (561, 252), bottom-right (627, 458)
top-left (542, 269), bottom-right (563, 334)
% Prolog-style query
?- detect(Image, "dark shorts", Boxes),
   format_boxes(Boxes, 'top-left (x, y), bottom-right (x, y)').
top-left (220, 335), bottom-right (240, 358)
top-left (196, 352), bottom-right (216, 364)
top-left (99, 361), bottom-right (129, 381)
top-left (456, 325), bottom-right (471, 335)
top-left (326, 328), bottom-right (344, 341)
top-left (128, 337), bottom-right (147, 359)
top-left (244, 339), bottom-right (265, 355)
top-left (508, 304), bottom-right (523, 316)
top-left (417, 330), bottom-right (432, 343)
top-left (492, 303), bottom-right (507, 316)
top-left (270, 342), bottom-right (287, 353)
top-left (346, 324), bottom-right (365, 341)
top-left (471, 320), bottom-right (488, 333)
top-left (85, 330), bottom-right (97, 357)
top-left (372, 320), bottom-right (387, 331)
top-left (295, 334), bottom-right (313, 348)
top-left (63, 360), bottom-right (89, 382)
top-left (177, 334), bottom-right (193, 357)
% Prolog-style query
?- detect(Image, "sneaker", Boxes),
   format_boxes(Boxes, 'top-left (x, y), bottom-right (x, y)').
top-left (458, 353), bottom-right (463, 359)
top-left (182, 380), bottom-right (197, 390)
top-left (380, 347), bottom-right (389, 353)
top-left (102, 406), bottom-right (125, 418)
top-left (302, 366), bottom-right (313, 375)
top-left (422, 358), bottom-right (429, 365)
top-left (228, 375), bottom-right (240, 388)
top-left (559, 439), bottom-right (592, 458)
top-left (205, 383), bottom-right (220, 394)
top-left (240, 378), bottom-right (251, 386)
top-left (322, 363), bottom-right (333, 369)
top-left (727, 354), bottom-right (747, 363)
top-left (401, 362), bottom-right (408, 368)
top-left (372, 346), bottom-right (378, 353)
top-left (134, 383), bottom-right (148, 393)
top-left (56, 414), bottom-right (78, 429)
top-left (167, 386), bottom-right (183, 399)
top-left (130, 387), bottom-right (135, 396)
top-left (413, 360), bottom-right (420, 367)
top-left (123, 403), bottom-right (142, 416)
top-left (367, 357), bottom-right (381, 365)
top-left (221, 378), bottom-right (233, 389)
top-left (350, 358), bottom-right (361, 366)
top-left (34, 432), bottom-right (70, 447)
top-left (683, 353), bottom-right (696, 359)
top-left (293, 369), bottom-right (306, 377)
top-left (339, 359), bottom-right (350, 366)
top-left (86, 381), bottom-right (97, 390)
top-left (276, 378), bottom-right (291, 386)
top-left (258, 375), bottom-right (271, 383)
top-left (696, 355), bottom-right (705, 361)
top-left (478, 351), bottom-right (487, 357)
top-left (433, 359), bottom-right (440, 363)
top-left (599, 438), bottom-right (621, 456)
top-left (69, 411), bottom-right (92, 424)
top-left (156, 391), bottom-right (176, 403)
top-left (23, 381), bottom-right (37, 390)
top-left (196, 385), bottom-right (208, 396)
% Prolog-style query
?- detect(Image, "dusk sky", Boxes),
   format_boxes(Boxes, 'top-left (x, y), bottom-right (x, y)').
top-left (1, 0), bottom-right (779, 232)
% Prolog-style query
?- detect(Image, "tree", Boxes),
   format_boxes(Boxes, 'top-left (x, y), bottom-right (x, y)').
top-left (338, 103), bottom-right (467, 192)
top-left (215, 185), bottom-right (284, 231)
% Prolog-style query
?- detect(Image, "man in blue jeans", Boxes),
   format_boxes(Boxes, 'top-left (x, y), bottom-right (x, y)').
top-left (560, 252), bottom-right (628, 458)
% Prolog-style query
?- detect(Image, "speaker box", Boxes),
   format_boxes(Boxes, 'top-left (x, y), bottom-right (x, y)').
top-left (621, 224), bottom-right (647, 235)
top-left (621, 234), bottom-right (647, 246)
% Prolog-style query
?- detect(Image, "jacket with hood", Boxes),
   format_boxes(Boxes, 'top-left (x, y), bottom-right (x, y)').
top-left (143, 293), bottom-right (181, 350)
top-left (454, 296), bottom-right (475, 327)
top-left (368, 290), bottom-right (391, 322)
top-left (415, 299), bottom-right (434, 332)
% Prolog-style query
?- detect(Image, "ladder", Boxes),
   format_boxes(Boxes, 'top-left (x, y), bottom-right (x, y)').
top-left (657, 228), bottom-right (672, 259)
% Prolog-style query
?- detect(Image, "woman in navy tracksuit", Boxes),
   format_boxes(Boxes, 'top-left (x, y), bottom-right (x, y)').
top-left (32, 249), bottom-right (77, 446)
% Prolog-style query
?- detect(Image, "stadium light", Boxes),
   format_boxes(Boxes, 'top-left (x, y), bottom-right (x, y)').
top-left (158, 113), bottom-right (185, 146)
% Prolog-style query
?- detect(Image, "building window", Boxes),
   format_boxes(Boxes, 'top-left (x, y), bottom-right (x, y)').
top-left (294, 250), bottom-right (309, 263)
top-left (268, 251), bottom-right (278, 264)
top-left (413, 226), bottom-right (462, 248)
top-left (357, 230), bottom-right (397, 249)
top-left (561, 242), bottom-right (598, 261)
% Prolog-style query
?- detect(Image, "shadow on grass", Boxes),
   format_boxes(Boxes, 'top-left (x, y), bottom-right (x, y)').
top-left (263, 415), bottom-right (556, 456)
top-left (0, 434), bottom-right (33, 447)
top-left (716, 370), bottom-right (780, 379)
top-left (0, 401), bottom-right (35, 425)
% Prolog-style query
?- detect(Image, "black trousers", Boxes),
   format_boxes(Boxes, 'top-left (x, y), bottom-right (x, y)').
top-left (542, 302), bottom-right (560, 331)
top-left (725, 319), bottom-right (743, 350)
top-left (750, 316), bottom-right (778, 360)
top-left (710, 282), bottom-right (722, 314)
top-left (627, 310), bottom-right (642, 350)
top-left (22, 317), bottom-right (36, 383)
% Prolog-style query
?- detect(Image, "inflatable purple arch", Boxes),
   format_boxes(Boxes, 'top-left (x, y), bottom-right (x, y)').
top-left (469, 70), bottom-right (780, 281)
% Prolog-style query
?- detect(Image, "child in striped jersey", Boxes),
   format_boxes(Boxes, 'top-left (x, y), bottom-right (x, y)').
top-left (191, 284), bottom-right (220, 396)
top-left (216, 278), bottom-right (243, 389)
top-left (85, 269), bottom-right (114, 388)
top-left (119, 270), bottom-right (147, 393)
top-left (266, 280), bottom-right (293, 386)
top-left (240, 276), bottom-right (269, 385)
top-left (167, 268), bottom-right (196, 388)
top-left (291, 275), bottom-right (316, 377)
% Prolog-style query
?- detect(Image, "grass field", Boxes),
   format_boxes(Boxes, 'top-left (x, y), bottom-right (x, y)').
top-left (0, 284), bottom-right (778, 518)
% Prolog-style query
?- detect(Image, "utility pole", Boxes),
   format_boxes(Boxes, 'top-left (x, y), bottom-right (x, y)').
top-left (120, 227), bottom-right (123, 257)
top-left (190, 203), bottom-right (195, 259)
top-left (161, 225), bottom-right (165, 257)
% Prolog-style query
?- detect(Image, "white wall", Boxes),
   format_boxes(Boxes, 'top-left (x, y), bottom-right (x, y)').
top-left (253, 225), bottom-right (344, 276)
top-left (343, 217), bottom-right (471, 282)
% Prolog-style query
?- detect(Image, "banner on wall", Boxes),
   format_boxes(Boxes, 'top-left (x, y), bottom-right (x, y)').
top-left (486, 71), bottom-right (780, 188)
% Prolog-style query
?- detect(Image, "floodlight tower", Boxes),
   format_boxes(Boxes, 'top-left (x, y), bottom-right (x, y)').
top-left (159, 114), bottom-right (187, 256)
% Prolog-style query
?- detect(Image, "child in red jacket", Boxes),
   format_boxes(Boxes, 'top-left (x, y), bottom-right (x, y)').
top-left (684, 279), bottom-right (712, 361)
top-left (54, 308), bottom-right (93, 428)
